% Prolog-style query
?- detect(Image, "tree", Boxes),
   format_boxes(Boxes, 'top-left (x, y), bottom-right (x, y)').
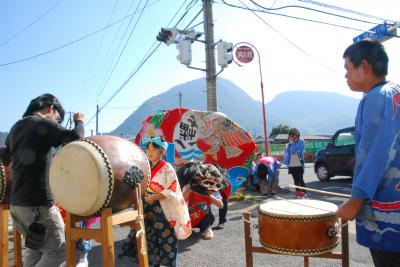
top-left (270, 124), bottom-right (290, 138)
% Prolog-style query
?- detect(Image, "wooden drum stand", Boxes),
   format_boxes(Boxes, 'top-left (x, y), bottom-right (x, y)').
top-left (0, 204), bottom-right (22, 267)
top-left (65, 187), bottom-right (148, 267)
top-left (243, 212), bottom-right (349, 267)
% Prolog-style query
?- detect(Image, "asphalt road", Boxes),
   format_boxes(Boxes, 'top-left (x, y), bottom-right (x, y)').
top-left (7, 164), bottom-right (374, 266)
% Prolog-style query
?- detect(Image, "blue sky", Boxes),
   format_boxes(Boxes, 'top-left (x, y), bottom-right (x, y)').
top-left (1, 0), bottom-right (399, 133)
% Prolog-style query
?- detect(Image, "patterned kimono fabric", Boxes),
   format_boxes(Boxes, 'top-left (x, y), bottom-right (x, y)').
top-left (134, 160), bottom-right (192, 267)
top-left (121, 160), bottom-right (191, 266)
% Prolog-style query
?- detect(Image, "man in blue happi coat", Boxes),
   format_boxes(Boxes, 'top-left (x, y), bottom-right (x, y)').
top-left (337, 39), bottom-right (400, 267)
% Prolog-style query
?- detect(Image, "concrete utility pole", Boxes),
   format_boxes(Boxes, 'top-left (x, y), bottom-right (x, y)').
top-left (179, 92), bottom-right (182, 108)
top-left (203, 0), bottom-right (217, 112)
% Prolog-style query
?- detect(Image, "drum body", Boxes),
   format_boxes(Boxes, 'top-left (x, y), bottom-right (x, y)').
top-left (0, 146), bottom-right (11, 204)
top-left (258, 199), bottom-right (339, 256)
top-left (49, 135), bottom-right (150, 217)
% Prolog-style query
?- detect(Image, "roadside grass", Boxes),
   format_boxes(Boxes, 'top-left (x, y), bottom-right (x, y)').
top-left (229, 188), bottom-right (260, 202)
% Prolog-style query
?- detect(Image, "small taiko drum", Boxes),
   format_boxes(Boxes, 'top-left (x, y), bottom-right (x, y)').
top-left (49, 135), bottom-right (150, 217)
top-left (258, 199), bottom-right (339, 256)
top-left (0, 146), bottom-right (12, 204)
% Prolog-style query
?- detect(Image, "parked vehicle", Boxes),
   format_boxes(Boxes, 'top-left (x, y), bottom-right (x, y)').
top-left (314, 127), bottom-right (355, 181)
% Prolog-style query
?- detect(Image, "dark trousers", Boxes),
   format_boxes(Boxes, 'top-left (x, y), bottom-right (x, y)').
top-left (199, 207), bottom-right (215, 232)
top-left (218, 197), bottom-right (228, 224)
top-left (370, 248), bottom-right (400, 267)
top-left (289, 167), bottom-right (305, 192)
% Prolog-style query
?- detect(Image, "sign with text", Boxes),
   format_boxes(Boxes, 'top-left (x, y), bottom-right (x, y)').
top-left (353, 24), bottom-right (395, 43)
top-left (235, 45), bottom-right (254, 63)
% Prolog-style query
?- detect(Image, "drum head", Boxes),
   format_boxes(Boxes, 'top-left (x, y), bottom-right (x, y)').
top-left (50, 140), bottom-right (114, 217)
top-left (259, 199), bottom-right (338, 217)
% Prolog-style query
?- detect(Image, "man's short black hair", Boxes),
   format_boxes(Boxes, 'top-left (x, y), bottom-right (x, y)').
top-left (23, 93), bottom-right (65, 123)
top-left (343, 39), bottom-right (389, 78)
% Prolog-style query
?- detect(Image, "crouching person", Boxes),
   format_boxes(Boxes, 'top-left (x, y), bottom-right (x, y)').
top-left (257, 156), bottom-right (281, 196)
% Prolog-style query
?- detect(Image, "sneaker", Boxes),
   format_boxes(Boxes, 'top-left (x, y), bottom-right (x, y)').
top-left (295, 191), bottom-right (301, 199)
top-left (202, 227), bottom-right (214, 240)
top-left (302, 192), bottom-right (308, 199)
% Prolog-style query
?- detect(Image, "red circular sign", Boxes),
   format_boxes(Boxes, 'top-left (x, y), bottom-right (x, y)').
top-left (235, 45), bottom-right (254, 63)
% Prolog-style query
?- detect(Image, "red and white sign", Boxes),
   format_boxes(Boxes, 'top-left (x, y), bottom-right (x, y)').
top-left (235, 45), bottom-right (254, 64)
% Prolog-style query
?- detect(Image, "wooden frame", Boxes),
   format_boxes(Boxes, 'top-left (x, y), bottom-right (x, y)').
top-left (243, 212), bottom-right (349, 267)
top-left (0, 204), bottom-right (22, 267)
top-left (64, 186), bottom-right (148, 267)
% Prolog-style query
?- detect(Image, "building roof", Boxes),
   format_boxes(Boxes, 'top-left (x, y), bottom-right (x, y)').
top-left (274, 134), bottom-right (332, 141)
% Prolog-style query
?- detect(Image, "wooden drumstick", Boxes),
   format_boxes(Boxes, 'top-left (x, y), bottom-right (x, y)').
top-left (287, 184), bottom-right (351, 198)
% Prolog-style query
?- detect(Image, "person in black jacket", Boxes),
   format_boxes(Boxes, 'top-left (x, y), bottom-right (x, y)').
top-left (6, 93), bottom-right (85, 267)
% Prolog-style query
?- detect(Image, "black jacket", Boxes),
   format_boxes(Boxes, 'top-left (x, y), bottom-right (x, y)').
top-left (5, 115), bottom-right (84, 206)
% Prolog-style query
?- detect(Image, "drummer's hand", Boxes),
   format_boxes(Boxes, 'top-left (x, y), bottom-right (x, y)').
top-left (73, 112), bottom-right (86, 122)
top-left (336, 198), bottom-right (364, 221)
top-left (144, 194), bottom-right (155, 205)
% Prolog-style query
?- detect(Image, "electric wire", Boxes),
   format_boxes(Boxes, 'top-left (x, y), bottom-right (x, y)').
top-left (220, 0), bottom-right (383, 33)
top-left (72, 0), bottom-right (121, 108)
top-left (248, 0), bottom-right (378, 25)
top-left (96, 0), bottom-right (148, 100)
top-left (237, 0), bottom-right (338, 73)
top-left (294, 0), bottom-right (399, 24)
top-left (78, 0), bottom-right (139, 109)
top-left (85, 0), bottom-right (195, 126)
top-left (0, 0), bottom-right (63, 47)
top-left (0, 0), bottom-right (161, 68)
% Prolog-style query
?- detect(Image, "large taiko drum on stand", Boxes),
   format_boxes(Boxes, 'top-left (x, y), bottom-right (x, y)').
top-left (0, 146), bottom-right (11, 204)
top-left (258, 199), bottom-right (339, 256)
top-left (49, 135), bottom-right (150, 217)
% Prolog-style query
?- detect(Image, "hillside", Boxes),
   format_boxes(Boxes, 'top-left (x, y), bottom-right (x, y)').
top-left (111, 78), bottom-right (359, 137)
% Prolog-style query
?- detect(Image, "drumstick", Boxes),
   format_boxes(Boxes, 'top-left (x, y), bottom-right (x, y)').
top-left (287, 184), bottom-right (351, 198)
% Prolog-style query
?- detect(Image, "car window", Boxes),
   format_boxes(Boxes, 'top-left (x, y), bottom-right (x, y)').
top-left (334, 132), bottom-right (355, 146)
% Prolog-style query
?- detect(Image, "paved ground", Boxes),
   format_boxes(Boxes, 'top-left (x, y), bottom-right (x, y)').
top-left (7, 164), bottom-right (374, 266)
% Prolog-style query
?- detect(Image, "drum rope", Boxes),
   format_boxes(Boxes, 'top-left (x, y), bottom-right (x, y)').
top-left (0, 160), bottom-right (6, 203)
top-left (135, 215), bottom-right (146, 255)
top-left (80, 138), bottom-right (114, 217)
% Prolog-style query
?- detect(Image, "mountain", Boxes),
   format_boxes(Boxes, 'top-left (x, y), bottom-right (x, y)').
top-left (111, 78), bottom-right (359, 137)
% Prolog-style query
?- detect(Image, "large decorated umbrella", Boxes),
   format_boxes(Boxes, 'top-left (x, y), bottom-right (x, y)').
top-left (135, 108), bottom-right (257, 192)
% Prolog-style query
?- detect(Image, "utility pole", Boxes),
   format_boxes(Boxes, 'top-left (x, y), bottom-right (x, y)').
top-left (95, 104), bottom-right (99, 135)
top-left (179, 92), bottom-right (182, 108)
top-left (203, 0), bottom-right (217, 112)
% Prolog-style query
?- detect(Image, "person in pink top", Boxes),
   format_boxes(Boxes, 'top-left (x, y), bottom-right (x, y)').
top-left (256, 156), bottom-right (281, 196)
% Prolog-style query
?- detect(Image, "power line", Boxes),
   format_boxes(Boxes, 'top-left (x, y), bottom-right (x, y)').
top-left (85, 0), bottom-right (198, 127)
top-left (72, 0), bottom-right (121, 106)
top-left (0, 0), bottom-right (63, 47)
top-left (248, 0), bottom-right (377, 25)
top-left (293, 0), bottom-right (399, 24)
top-left (236, 0), bottom-right (338, 73)
top-left (76, 0), bottom-right (139, 110)
top-left (107, 93), bottom-right (180, 110)
top-left (96, 0), bottom-right (149, 100)
top-left (220, 0), bottom-right (379, 33)
top-left (86, 42), bottom-right (162, 125)
top-left (0, 0), bottom-right (161, 68)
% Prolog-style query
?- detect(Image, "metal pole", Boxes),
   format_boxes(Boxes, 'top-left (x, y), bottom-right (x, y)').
top-left (203, 0), bottom-right (217, 111)
top-left (233, 42), bottom-right (268, 155)
top-left (257, 51), bottom-right (269, 156)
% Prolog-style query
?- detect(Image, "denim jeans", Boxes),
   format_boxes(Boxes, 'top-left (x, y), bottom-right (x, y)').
top-left (10, 205), bottom-right (66, 267)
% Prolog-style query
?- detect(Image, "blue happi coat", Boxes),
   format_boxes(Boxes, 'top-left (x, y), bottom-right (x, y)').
top-left (353, 81), bottom-right (400, 252)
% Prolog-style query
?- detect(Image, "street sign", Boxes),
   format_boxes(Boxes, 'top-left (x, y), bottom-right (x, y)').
top-left (235, 45), bottom-right (254, 63)
top-left (353, 23), bottom-right (396, 43)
